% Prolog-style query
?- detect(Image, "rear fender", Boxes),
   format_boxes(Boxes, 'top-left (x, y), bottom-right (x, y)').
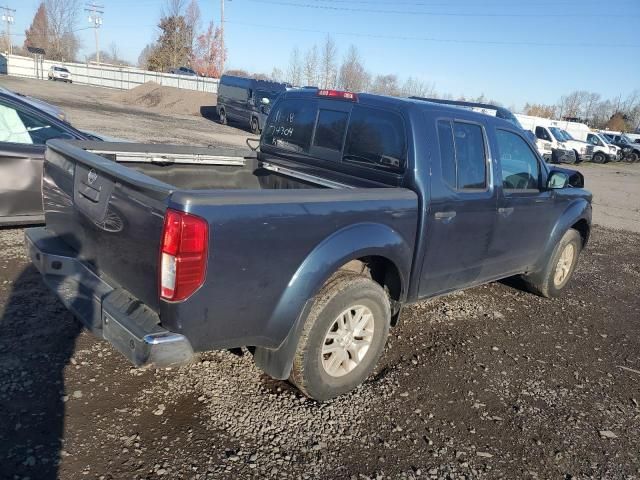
top-left (253, 222), bottom-right (412, 380)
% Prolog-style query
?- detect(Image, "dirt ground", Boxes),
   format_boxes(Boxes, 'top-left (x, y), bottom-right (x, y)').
top-left (0, 76), bottom-right (639, 480)
top-left (0, 76), bottom-right (251, 147)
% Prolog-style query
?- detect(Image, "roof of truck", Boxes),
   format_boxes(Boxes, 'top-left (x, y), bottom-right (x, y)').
top-left (279, 88), bottom-right (520, 129)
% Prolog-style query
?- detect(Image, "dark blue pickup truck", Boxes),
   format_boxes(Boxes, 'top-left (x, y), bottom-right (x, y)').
top-left (26, 89), bottom-right (592, 400)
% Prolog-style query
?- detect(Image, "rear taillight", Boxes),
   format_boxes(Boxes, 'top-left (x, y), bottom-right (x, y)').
top-left (160, 209), bottom-right (208, 302)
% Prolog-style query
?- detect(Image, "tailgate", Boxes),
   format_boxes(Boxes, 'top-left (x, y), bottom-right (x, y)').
top-left (43, 139), bottom-right (174, 312)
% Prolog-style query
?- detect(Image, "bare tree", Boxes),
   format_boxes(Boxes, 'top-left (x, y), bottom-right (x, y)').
top-left (303, 45), bottom-right (319, 86)
top-left (400, 76), bottom-right (436, 98)
top-left (270, 67), bottom-right (284, 82)
top-left (163, 0), bottom-right (186, 18)
top-left (185, 0), bottom-right (201, 57)
top-left (138, 43), bottom-right (156, 69)
top-left (45, 0), bottom-right (80, 61)
top-left (287, 47), bottom-right (303, 86)
top-left (370, 74), bottom-right (400, 96)
top-left (338, 45), bottom-right (369, 92)
top-left (320, 35), bottom-right (337, 89)
top-left (523, 102), bottom-right (556, 119)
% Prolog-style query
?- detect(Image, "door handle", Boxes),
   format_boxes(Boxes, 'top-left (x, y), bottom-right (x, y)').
top-left (498, 207), bottom-right (514, 216)
top-left (434, 211), bottom-right (456, 220)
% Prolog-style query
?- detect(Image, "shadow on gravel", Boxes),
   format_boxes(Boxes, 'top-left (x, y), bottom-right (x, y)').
top-left (199, 105), bottom-right (219, 122)
top-left (0, 265), bottom-right (82, 480)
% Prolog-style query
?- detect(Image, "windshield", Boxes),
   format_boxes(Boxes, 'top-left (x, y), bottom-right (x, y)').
top-left (256, 89), bottom-right (281, 102)
top-left (560, 129), bottom-right (575, 141)
top-left (55, 67), bottom-right (69, 72)
top-left (597, 134), bottom-right (612, 145)
top-left (549, 127), bottom-right (567, 142)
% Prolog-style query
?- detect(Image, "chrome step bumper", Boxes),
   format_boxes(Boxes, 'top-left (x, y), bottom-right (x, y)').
top-left (25, 227), bottom-right (194, 368)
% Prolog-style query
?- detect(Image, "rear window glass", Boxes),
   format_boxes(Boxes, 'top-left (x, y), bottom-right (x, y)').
top-left (343, 105), bottom-right (406, 172)
top-left (263, 99), bottom-right (317, 153)
top-left (313, 109), bottom-right (348, 151)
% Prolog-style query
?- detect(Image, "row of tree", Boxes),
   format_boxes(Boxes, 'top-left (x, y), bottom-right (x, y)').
top-left (138, 0), bottom-right (224, 77)
top-left (277, 38), bottom-right (437, 98)
top-left (524, 90), bottom-right (640, 132)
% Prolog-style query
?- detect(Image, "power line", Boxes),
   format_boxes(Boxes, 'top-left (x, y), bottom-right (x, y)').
top-left (248, 0), bottom-right (640, 18)
top-left (226, 20), bottom-right (640, 49)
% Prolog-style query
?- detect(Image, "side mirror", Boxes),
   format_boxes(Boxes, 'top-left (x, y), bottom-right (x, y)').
top-left (261, 97), bottom-right (270, 105)
top-left (547, 170), bottom-right (570, 189)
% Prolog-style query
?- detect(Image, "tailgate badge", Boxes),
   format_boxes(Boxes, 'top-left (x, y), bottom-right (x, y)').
top-left (87, 169), bottom-right (98, 185)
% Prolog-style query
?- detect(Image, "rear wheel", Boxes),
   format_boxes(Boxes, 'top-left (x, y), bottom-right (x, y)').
top-left (592, 152), bottom-right (606, 164)
top-left (289, 272), bottom-right (391, 401)
top-left (218, 108), bottom-right (227, 125)
top-left (522, 229), bottom-right (582, 298)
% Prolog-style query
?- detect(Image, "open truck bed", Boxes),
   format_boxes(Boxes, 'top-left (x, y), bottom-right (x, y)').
top-left (27, 140), bottom-right (418, 372)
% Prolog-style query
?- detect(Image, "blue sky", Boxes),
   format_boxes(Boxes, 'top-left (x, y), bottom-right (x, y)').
top-left (8, 0), bottom-right (640, 109)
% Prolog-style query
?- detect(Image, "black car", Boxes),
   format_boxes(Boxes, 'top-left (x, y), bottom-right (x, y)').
top-left (0, 87), bottom-right (96, 226)
top-left (216, 75), bottom-right (290, 134)
top-left (603, 133), bottom-right (640, 162)
top-left (169, 66), bottom-right (198, 77)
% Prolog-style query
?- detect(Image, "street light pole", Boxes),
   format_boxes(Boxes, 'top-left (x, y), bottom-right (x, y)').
top-left (220, 0), bottom-right (225, 74)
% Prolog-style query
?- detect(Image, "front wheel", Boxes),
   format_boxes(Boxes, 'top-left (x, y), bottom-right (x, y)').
top-left (625, 151), bottom-right (639, 163)
top-left (592, 152), bottom-right (606, 164)
top-left (289, 272), bottom-right (391, 401)
top-left (218, 109), bottom-right (227, 125)
top-left (522, 229), bottom-right (582, 298)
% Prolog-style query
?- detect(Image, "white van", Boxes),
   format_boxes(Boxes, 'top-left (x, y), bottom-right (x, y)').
top-left (515, 114), bottom-right (594, 163)
top-left (583, 132), bottom-right (621, 163)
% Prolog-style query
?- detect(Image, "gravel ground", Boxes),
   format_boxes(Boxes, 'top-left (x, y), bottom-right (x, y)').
top-left (0, 76), bottom-right (639, 480)
top-left (1, 226), bottom-right (639, 480)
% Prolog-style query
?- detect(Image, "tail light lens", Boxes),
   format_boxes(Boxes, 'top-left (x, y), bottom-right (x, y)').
top-left (160, 209), bottom-right (208, 302)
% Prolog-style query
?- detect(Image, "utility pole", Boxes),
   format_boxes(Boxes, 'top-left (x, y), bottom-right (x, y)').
top-left (220, 0), bottom-right (225, 73)
top-left (1, 6), bottom-right (15, 55)
top-left (85, 2), bottom-right (103, 64)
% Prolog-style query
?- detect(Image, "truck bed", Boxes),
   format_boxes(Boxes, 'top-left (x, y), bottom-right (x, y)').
top-left (39, 140), bottom-right (418, 354)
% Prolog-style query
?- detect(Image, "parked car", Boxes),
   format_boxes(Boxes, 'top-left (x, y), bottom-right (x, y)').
top-left (169, 66), bottom-right (198, 77)
top-left (516, 114), bottom-right (593, 163)
top-left (217, 75), bottom-right (290, 134)
top-left (600, 133), bottom-right (640, 162)
top-left (26, 89), bottom-right (592, 401)
top-left (585, 132), bottom-right (621, 163)
top-left (47, 65), bottom-right (72, 83)
top-left (0, 87), bottom-right (97, 226)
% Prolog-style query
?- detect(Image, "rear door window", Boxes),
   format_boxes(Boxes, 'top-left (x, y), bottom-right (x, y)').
top-left (436, 120), bottom-right (487, 191)
top-left (343, 105), bottom-right (406, 172)
top-left (262, 98), bottom-right (317, 153)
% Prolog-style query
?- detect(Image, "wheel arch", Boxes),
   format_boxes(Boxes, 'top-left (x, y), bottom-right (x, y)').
top-left (253, 222), bottom-right (412, 380)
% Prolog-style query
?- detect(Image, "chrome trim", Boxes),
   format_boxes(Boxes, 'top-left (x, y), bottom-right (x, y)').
top-left (261, 161), bottom-right (354, 189)
top-left (87, 150), bottom-right (246, 166)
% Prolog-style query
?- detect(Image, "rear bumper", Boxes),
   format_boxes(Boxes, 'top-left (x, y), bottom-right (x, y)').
top-left (25, 227), bottom-right (194, 368)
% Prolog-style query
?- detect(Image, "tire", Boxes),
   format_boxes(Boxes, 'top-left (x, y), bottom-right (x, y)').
top-left (521, 229), bottom-right (582, 298)
top-left (289, 272), bottom-right (391, 401)
top-left (218, 108), bottom-right (227, 125)
top-left (250, 116), bottom-right (260, 134)
top-left (573, 150), bottom-right (581, 164)
top-left (625, 151), bottom-right (639, 163)
top-left (592, 152), bottom-right (606, 164)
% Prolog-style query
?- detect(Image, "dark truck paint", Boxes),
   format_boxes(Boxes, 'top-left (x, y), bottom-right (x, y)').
top-left (26, 90), bottom-right (592, 399)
